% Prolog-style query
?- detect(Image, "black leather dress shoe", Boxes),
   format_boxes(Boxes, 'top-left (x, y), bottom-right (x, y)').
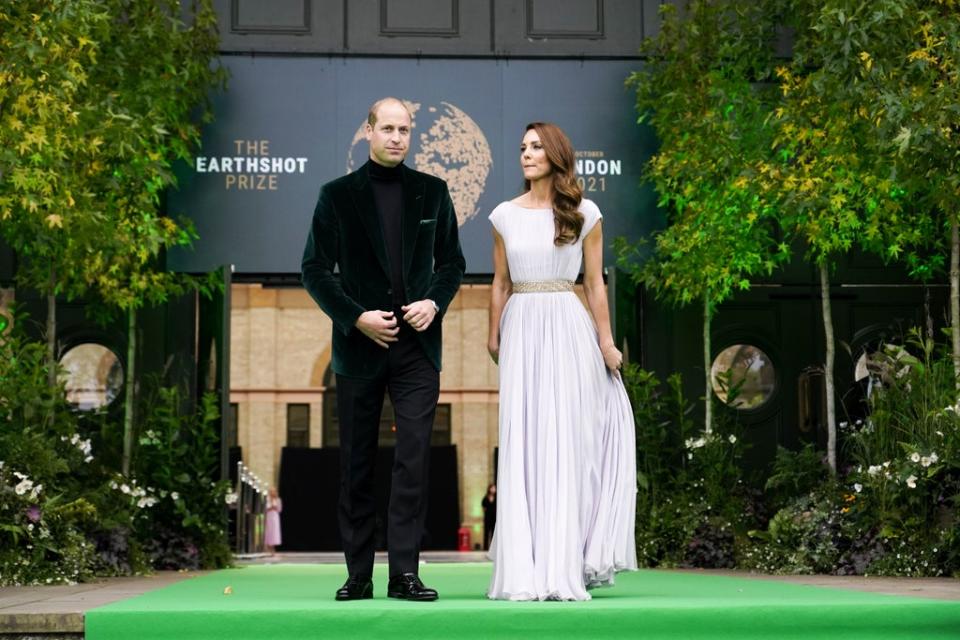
top-left (387, 573), bottom-right (438, 601)
top-left (335, 575), bottom-right (373, 601)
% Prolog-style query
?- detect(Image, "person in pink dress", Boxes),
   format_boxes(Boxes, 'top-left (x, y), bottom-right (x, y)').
top-left (264, 486), bottom-right (282, 555)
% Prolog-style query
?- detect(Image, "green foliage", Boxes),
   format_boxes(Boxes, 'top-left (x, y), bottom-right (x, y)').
top-left (764, 444), bottom-right (827, 512)
top-left (624, 365), bottom-right (759, 568)
top-left (134, 383), bottom-right (232, 570)
top-left (744, 328), bottom-right (960, 577)
top-left (0, 319), bottom-right (105, 584)
top-left (626, 339), bottom-right (959, 577)
top-left (0, 0), bottom-right (111, 302)
top-left (758, 1), bottom-right (911, 270)
top-left (0, 0), bottom-right (225, 313)
top-left (858, 0), bottom-right (960, 279)
top-left (845, 329), bottom-right (956, 465)
top-left (621, 0), bottom-right (788, 310)
top-left (0, 317), bottom-right (231, 584)
top-left (838, 328), bottom-right (960, 573)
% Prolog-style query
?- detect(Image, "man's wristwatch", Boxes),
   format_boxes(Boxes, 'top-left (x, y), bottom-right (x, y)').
top-left (428, 299), bottom-right (440, 313)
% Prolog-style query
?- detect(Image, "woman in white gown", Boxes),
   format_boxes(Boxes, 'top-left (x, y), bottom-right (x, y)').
top-left (486, 122), bottom-right (637, 601)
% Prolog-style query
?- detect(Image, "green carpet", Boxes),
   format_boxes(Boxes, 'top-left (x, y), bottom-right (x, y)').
top-left (85, 563), bottom-right (960, 639)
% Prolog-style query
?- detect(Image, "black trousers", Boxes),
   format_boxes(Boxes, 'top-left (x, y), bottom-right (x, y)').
top-left (335, 317), bottom-right (439, 578)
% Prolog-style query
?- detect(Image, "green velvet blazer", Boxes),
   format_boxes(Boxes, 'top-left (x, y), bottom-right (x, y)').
top-left (301, 162), bottom-right (466, 379)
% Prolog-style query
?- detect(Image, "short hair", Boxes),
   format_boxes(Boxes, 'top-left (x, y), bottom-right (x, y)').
top-left (367, 97), bottom-right (412, 127)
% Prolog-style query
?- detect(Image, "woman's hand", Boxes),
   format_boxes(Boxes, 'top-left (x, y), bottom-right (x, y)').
top-left (601, 343), bottom-right (622, 372)
top-left (488, 340), bottom-right (499, 365)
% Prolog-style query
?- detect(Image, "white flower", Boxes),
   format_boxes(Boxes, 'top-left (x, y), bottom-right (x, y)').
top-left (840, 421), bottom-right (848, 428)
top-left (854, 483), bottom-right (863, 493)
top-left (109, 481), bottom-right (118, 490)
top-left (936, 430), bottom-right (944, 437)
top-left (14, 478), bottom-right (33, 495)
top-left (84, 455), bottom-right (93, 463)
top-left (929, 452), bottom-right (939, 464)
top-left (693, 437), bottom-right (707, 449)
top-left (687, 452), bottom-right (693, 460)
top-left (883, 461), bottom-right (891, 468)
top-left (13, 471), bottom-right (27, 480)
top-left (906, 475), bottom-right (917, 489)
top-left (911, 452), bottom-right (921, 463)
top-left (171, 492), bottom-right (180, 501)
top-left (728, 435), bottom-right (737, 444)
top-left (867, 465), bottom-right (882, 476)
top-left (225, 492), bottom-right (238, 505)
top-left (120, 484), bottom-right (131, 494)
top-left (70, 434), bottom-right (80, 445)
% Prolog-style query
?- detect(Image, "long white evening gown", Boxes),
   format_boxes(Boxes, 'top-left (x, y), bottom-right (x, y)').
top-left (487, 199), bottom-right (638, 601)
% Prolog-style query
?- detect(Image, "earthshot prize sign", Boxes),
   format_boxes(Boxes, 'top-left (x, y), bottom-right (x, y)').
top-left (169, 57), bottom-right (650, 274)
top-left (195, 139), bottom-right (309, 191)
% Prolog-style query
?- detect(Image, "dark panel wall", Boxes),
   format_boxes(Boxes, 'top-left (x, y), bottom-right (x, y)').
top-left (214, 0), bottom-right (671, 56)
top-left (0, 237), bottom-right (14, 286)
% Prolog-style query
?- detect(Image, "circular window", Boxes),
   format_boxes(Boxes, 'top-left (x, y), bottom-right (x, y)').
top-left (59, 344), bottom-right (123, 411)
top-left (711, 344), bottom-right (776, 409)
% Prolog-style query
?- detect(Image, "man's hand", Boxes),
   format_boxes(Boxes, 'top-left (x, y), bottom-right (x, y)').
top-left (401, 300), bottom-right (437, 332)
top-left (355, 310), bottom-right (399, 348)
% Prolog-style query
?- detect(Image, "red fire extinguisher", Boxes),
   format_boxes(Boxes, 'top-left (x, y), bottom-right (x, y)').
top-left (457, 526), bottom-right (471, 552)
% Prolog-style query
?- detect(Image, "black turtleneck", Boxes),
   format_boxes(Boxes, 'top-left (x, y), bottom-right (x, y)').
top-left (368, 159), bottom-right (405, 305)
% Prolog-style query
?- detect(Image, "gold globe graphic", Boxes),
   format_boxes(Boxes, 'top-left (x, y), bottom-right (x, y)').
top-left (347, 100), bottom-right (492, 226)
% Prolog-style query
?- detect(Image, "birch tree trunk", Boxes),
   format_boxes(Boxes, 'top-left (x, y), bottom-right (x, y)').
top-left (951, 218), bottom-right (960, 392)
top-left (704, 289), bottom-right (713, 434)
top-left (46, 265), bottom-right (57, 388)
top-left (122, 307), bottom-right (137, 477)
top-left (819, 262), bottom-right (836, 474)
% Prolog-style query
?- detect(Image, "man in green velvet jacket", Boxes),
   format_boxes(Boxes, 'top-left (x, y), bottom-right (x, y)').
top-left (301, 98), bottom-right (465, 602)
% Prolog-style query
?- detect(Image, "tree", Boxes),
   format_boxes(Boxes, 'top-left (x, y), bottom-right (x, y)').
top-left (0, 1), bottom-right (112, 381)
top-left (622, 0), bottom-right (786, 433)
top-left (76, 0), bottom-right (225, 476)
top-left (755, 0), bottom-right (912, 472)
top-left (0, 1), bottom-right (225, 475)
top-left (861, 1), bottom-right (960, 388)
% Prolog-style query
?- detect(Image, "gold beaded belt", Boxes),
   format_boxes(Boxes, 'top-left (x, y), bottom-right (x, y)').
top-left (512, 280), bottom-right (574, 293)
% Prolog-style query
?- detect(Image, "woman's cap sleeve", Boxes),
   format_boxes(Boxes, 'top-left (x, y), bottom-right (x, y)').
top-left (581, 199), bottom-right (603, 237)
top-left (488, 202), bottom-right (507, 235)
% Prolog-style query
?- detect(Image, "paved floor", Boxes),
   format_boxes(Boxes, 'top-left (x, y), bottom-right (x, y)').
top-left (0, 571), bottom-right (200, 636)
top-left (1, 553), bottom-right (957, 636)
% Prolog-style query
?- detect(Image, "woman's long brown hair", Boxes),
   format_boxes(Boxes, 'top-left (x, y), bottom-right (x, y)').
top-left (524, 122), bottom-right (583, 245)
